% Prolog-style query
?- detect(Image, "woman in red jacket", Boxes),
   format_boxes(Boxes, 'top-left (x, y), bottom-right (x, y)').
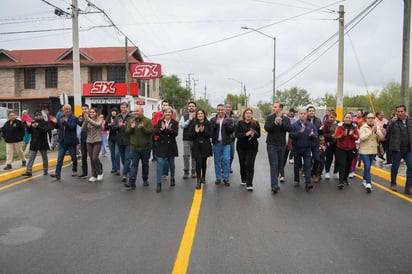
top-left (334, 113), bottom-right (359, 189)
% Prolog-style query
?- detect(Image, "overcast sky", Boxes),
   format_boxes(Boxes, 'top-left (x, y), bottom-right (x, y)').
top-left (0, 0), bottom-right (409, 106)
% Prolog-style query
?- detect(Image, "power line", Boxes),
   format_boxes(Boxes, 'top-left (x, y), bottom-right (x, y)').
top-left (146, 0), bottom-right (344, 57)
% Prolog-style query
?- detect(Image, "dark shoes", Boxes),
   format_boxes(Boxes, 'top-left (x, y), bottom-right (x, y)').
top-left (196, 179), bottom-right (201, 189)
top-left (21, 172), bottom-right (32, 177)
top-left (3, 164), bottom-right (12, 170)
top-left (156, 183), bottom-right (162, 193)
top-left (77, 173), bottom-right (88, 178)
top-left (170, 179), bottom-right (175, 187)
top-left (143, 181), bottom-right (149, 186)
top-left (22, 161), bottom-right (26, 167)
top-left (50, 174), bottom-right (61, 180)
top-left (215, 179), bottom-right (221, 185)
top-left (124, 183), bottom-right (136, 190)
top-left (272, 186), bottom-right (280, 194)
top-left (305, 184), bottom-right (313, 192)
top-left (121, 176), bottom-right (127, 182)
top-left (183, 171), bottom-right (189, 179)
top-left (404, 187), bottom-right (412, 195)
top-left (223, 179), bottom-right (230, 186)
top-left (71, 172), bottom-right (78, 177)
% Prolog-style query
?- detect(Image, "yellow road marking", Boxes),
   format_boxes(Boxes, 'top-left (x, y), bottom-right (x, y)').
top-left (354, 174), bottom-right (412, 203)
top-left (0, 162), bottom-right (73, 191)
top-left (172, 185), bottom-right (203, 274)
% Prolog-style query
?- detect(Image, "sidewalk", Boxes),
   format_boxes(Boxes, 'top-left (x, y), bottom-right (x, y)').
top-left (0, 150), bottom-right (71, 183)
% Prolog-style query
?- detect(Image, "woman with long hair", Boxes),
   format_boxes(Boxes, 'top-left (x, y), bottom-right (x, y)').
top-left (235, 108), bottom-right (261, 191)
top-left (83, 107), bottom-right (103, 182)
top-left (334, 113), bottom-right (359, 189)
top-left (154, 106), bottom-right (179, 193)
top-left (188, 109), bottom-right (213, 189)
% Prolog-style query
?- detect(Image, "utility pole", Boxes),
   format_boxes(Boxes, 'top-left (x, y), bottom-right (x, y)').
top-left (401, 0), bottom-right (411, 109)
top-left (204, 85), bottom-right (207, 101)
top-left (193, 79), bottom-right (198, 100)
top-left (72, 0), bottom-right (82, 116)
top-left (336, 5), bottom-right (344, 122)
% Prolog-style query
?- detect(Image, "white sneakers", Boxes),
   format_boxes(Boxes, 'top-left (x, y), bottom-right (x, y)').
top-left (289, 159), bottom-right (294, 164)
top-left (362, 180), bottom-right (372, 192)
top-left (333, 173), bottom-right (339, 179)
top-left (325, 173), bottom-right (330, 179)
top-left (89, 174), bottom-right (103, 182)
top-left (348, 172), bottom-right (355, 178)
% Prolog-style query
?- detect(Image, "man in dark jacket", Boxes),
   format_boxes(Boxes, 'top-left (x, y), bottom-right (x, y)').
top-left (50, 104), bottom-right (79, 180)
top-left (179, 101), bottom-right (197, 179)
top-left (386, 104), bottom-right (412, 194)
top-left (22, 111), bottom-right (51, 176)
top-left (290, 108), bottom-right (318, 191)
top-left (2, 111), bottom-right (26, 170)
top-left (210, 104), bottom-right (234, 186)
top-left (112, 102), bottom-right (133, 182)
top-left (264, 102), bottom-right (291, 193)
top-left (306, 105), bottom-right (323, 182)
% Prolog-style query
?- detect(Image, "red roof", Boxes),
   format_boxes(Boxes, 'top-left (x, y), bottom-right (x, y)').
top-left (0, 47), bottom-right (143, 67)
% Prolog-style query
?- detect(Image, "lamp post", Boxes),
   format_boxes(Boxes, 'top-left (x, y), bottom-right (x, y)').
top-left (241, 26), bottom-right (276, 104)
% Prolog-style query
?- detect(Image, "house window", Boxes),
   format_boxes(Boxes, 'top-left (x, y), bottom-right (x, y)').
top-left (107, 66), bottom-right (125, 82)
top-left (24, 68), bottom-right (36, 89)
top-left (45, 67), bottom-right (58, 88)
top-left (90, 67), bottom-right (102, 83)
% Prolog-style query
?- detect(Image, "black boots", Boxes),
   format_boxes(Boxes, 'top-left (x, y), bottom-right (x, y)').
top-left (156, 183), bottom-right (162, 193)
top-left (195, 179), bottom-right (201, 189)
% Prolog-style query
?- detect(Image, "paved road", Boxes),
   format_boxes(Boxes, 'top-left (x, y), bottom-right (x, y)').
top-left (0, 135), bottom-right (411, 274)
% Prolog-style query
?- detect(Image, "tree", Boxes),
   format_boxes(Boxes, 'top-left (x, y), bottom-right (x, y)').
top-left (195, 98), bottom-right (214, 115)
top-left (160, 75), bottom-right (192, 113)
top-left (257, 101), bottom-right (272, 119)
top-left (275, 87), bottom-right (311, 109)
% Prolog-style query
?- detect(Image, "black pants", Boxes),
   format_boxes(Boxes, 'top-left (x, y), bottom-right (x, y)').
top-left (195, 156), bottom-right (208, 179)
top-left (237, 147), bottom-right (258, 187)
top-left (336, 148), bottom-right (356, 183)
top-left (80, 139), bottom-right (88, 175)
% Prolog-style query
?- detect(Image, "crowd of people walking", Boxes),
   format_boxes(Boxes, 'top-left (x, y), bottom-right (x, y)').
top-left (1, 101), bottom-right (411, 196)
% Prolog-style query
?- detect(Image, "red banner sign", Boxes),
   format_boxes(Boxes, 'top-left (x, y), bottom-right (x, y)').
top-left (130, 63), bottom-right (162, 79)
top-left (83, 82), bottom-right (138, 97)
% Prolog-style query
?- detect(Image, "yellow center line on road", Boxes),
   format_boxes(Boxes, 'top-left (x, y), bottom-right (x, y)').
top-left (354, 174), bottom-right (412, 203)
top-left (172, 184), bottom-right (203, 274)
top-left (0, 162), bottom-right (74, 191)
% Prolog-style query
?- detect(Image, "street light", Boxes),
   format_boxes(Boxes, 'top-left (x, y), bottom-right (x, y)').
top-left (241, 26), bottom-right (276, 104)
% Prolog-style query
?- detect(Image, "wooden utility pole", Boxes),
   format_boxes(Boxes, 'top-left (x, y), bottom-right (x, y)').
top-left (336, 5), bottom-right (344, 121)
top-left (401, 0), bottom-right (411, 109)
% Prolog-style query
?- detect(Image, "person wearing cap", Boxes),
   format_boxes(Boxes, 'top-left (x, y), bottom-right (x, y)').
top-left (22, 112), bottom-right (50, 177)
top-left (2, 111), bottom-right (27, 170)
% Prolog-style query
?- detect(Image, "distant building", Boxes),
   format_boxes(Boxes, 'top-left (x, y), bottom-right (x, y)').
top-left (0, 47), bottom-right (161, 117)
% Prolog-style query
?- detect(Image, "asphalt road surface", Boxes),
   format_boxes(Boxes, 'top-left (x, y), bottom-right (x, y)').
top-left (1, 135), bottom-right (411, 274)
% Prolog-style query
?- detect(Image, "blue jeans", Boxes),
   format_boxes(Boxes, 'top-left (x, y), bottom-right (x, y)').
top-left (108, 139), bottom-right (119, 172)
top-left (55, 144), bottom-right (77, 175)
top-left (267, 144), bottom-right (285, 188)
top-left (157, 157), bottom-right (175, 183)
top-left (213, 143), bottom-right (230, 181)
top-left (360, 154), bottom-right (375, 184)
top-left (293, 147), bottom-right (312, 184)
top-left (116, 144), bottom-right (131, 177)
top-left (391, 149), bottom-right (412, 190)
top-left (129, 148), bottom-right (151, 184)
top-left (101, 134), bottom-right (108, 156)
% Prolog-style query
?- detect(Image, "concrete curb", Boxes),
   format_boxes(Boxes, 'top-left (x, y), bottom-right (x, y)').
top-left (0, 156), bottom-right (72, 183)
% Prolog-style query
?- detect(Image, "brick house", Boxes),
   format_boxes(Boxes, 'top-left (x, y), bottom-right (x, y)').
top-left (0, 46), bottom-right (161, 117)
